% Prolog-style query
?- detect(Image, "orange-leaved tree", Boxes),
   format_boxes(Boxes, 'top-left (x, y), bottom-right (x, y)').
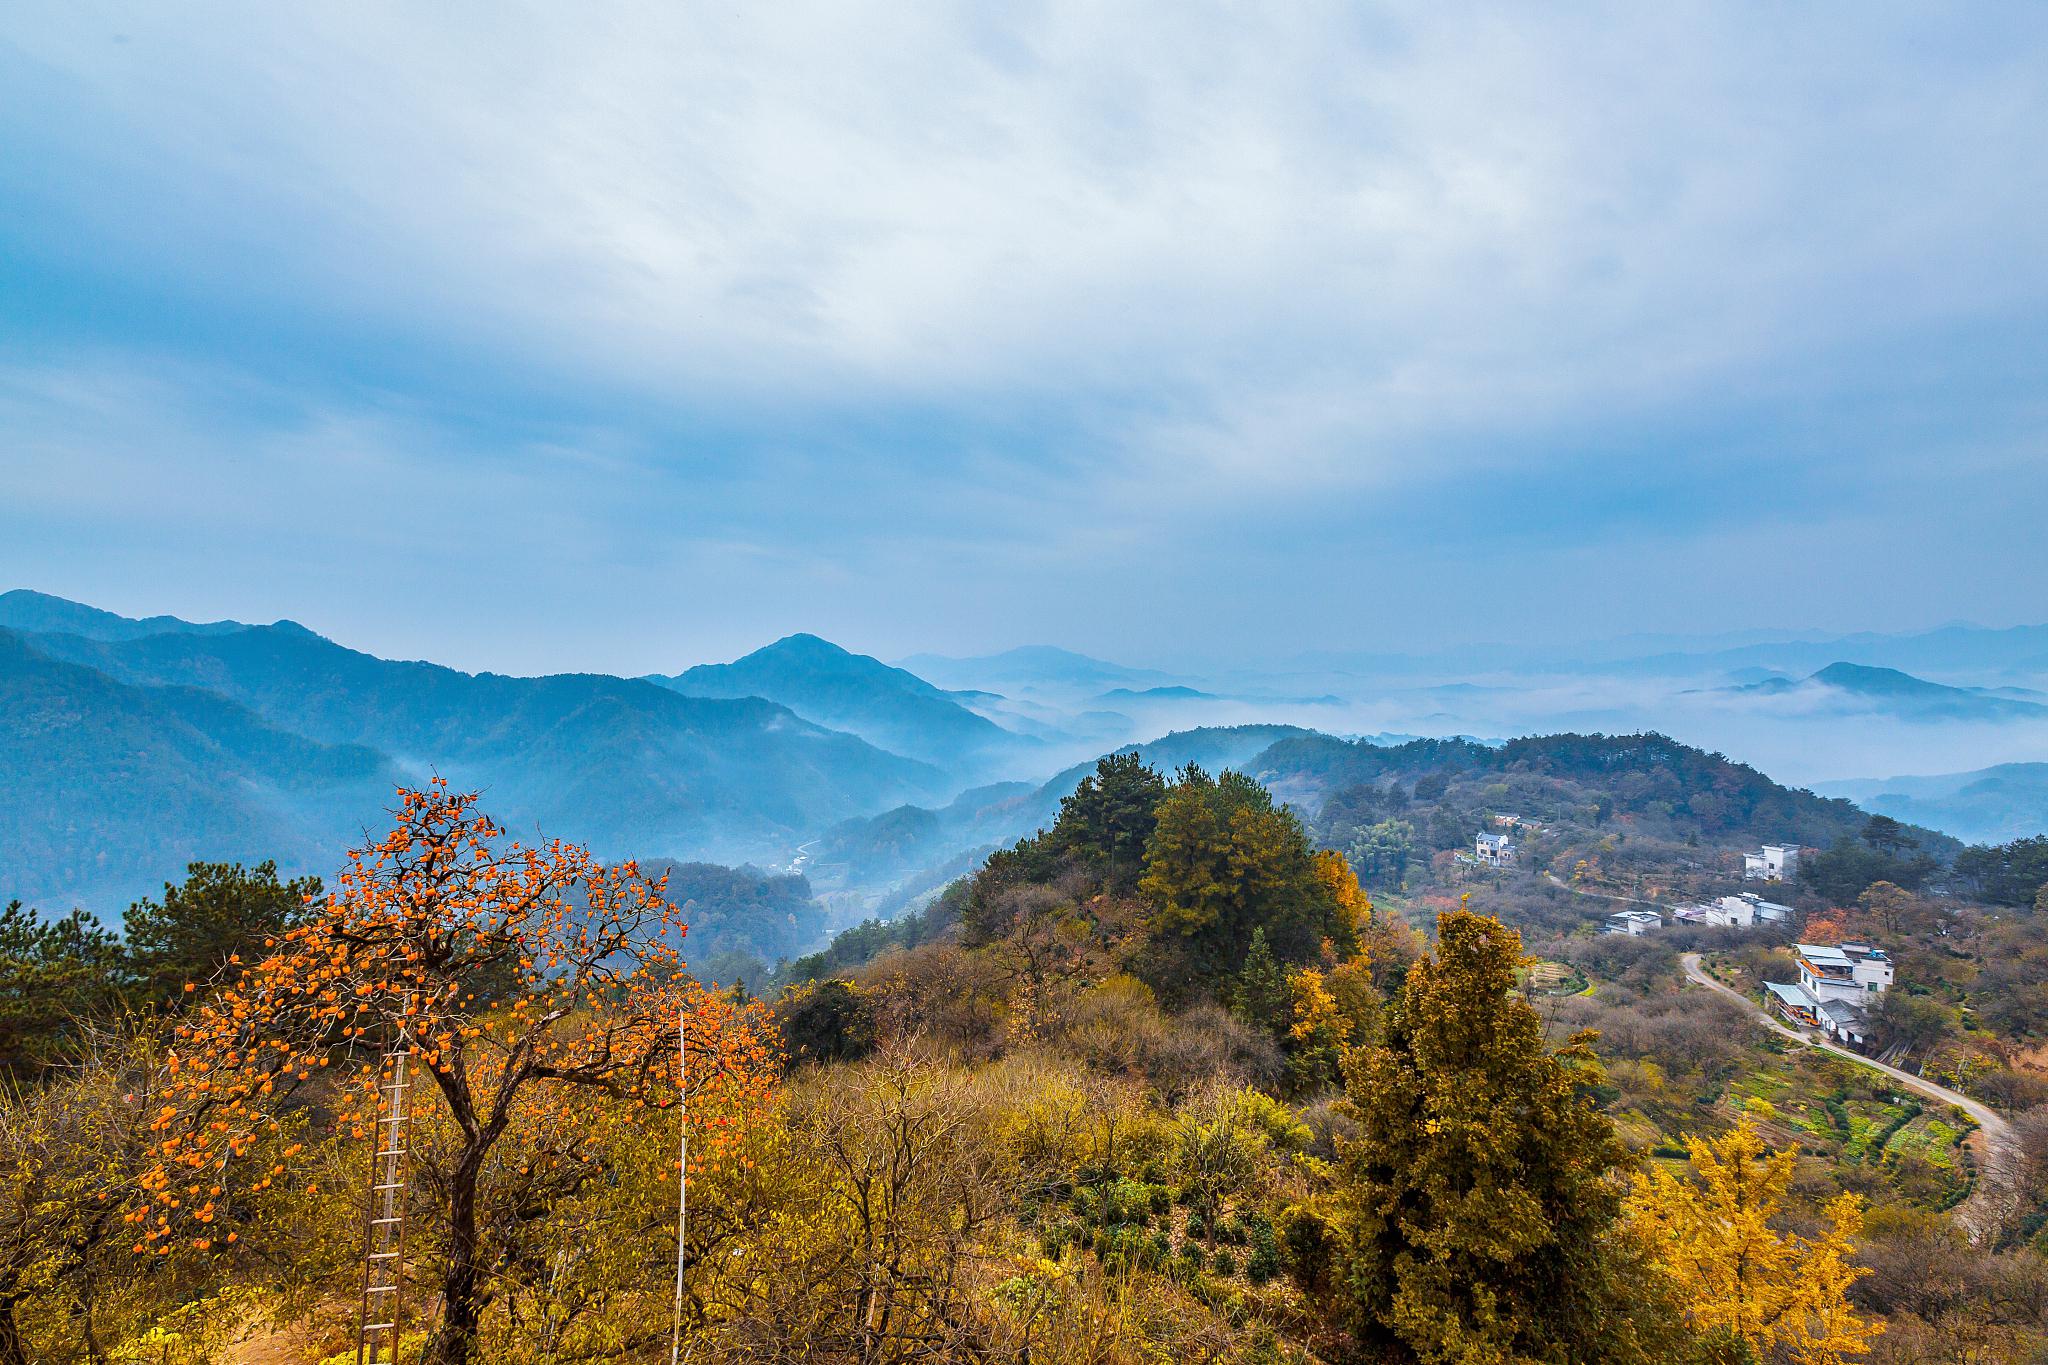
top-left (140, 781), bottom-right (780, 1365)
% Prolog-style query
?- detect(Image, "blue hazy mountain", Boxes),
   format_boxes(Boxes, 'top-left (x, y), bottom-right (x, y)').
top-left (3, 597), bottom-right (949, 907)
top-left (1718, 661), bottom-right (2048, 722)
top-left (0, 587), bottom-right (257, 641)
top-left (1593, 624), bottom-right (2048, 681)
top-left (0, 627), bottom-right (402, 908)
top-left (1271, 621), bottom-right (2048, 684)
top-left (1818, 763), bottom-right (2048, 846)
top-left (648, 633), bottom-right (1037, 776)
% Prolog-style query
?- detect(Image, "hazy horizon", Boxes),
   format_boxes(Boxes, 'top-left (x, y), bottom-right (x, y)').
top-left (7, 583), bottom-right (2048, 684)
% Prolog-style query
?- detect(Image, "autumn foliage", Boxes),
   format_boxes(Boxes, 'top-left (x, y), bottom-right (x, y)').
top-left (1628, 1118), bottom-right (1881, 1364)
top-left (137, 781), bottom-right (779, 1364)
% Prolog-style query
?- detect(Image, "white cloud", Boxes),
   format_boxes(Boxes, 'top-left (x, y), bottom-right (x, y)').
top-left (7, 1), bottom-right (2044, 500)
top-left (3, 3), bottom-right (2047, 676)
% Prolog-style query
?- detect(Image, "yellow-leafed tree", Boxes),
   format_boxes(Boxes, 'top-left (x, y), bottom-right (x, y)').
top-left (1626, 1118), bottom-right (1881, 1364)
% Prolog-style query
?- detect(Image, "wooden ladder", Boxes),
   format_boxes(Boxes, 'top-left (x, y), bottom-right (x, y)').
top-left (357, 1040), bottom-right (415, 1365)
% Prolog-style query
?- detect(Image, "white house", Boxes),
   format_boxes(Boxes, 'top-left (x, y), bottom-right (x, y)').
top-left (1604, 909), bottom-right (1662, 936)
top-left (1474, 832), bottom-right (1518, 868)
top-left (1796, 941), bottom-right (1894, 1002)
top-left (1693, 893), bottom-right (1794, 928)
top-left (1765, 941), bottom-right (1892, 1049)
top-left (1744, 844), bottom-right (1802, 882)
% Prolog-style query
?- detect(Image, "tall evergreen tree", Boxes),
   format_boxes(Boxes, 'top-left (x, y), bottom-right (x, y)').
top-left (1233, 926), bottom-right (1291, 1034)
top-left (122, 860), bottom-right (319, 1011)
top-left (0, 903), bottom-right (122, 1077)
top-left (1332, 907), bottom-right (1675, 1363)
top-left (1049, 752), bottom-right (1168, 891)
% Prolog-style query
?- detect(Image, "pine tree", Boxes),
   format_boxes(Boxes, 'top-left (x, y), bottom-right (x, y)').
top-left (1139, 765), bottom-right (1355, 982)
top-left (1049, 752), bottom-right (1168, 891)
top-left (1625, 1118), bottom-right (1880, 1364)
top-left (1331, 906), bottom-right (1675, 1363)
top-left (1233, 927), bottom-right (1291, 1034)
top-left (122, 860), bottom-right (320, 1011)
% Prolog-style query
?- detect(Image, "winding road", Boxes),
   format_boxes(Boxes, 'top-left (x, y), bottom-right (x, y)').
top-left (1679, 951), bottom-right (2021, 1243)
top-left (1542, 874), bottom-right (2021, 1238)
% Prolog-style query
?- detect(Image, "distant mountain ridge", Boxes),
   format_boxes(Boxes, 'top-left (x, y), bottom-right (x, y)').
top-left (894, 645), bottom-right (1179, 694)
top-left (0, 588), bottom-right (262, 642)
top-left (0, 627), bottom-right (402, 907)
top-left (647, 633), bottom-right (1036, 776)
top-left (0, 596), bottom-right (952, 911)
top-left (1717, 661), bottom-right (2048, 722)
top-left (1818, 763), bottom-right (2048, 846)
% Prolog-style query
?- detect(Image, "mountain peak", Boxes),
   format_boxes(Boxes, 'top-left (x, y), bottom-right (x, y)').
top-left (651, 634), bottom-right (1031, 774)
top-left (757, 632), bottom-right (857, 660)
top-left (1809, 661), bottom-right (1936, 694)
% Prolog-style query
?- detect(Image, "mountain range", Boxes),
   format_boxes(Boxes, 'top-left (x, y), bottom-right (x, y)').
top-left (0, 591), bottom-right (952, 907)
top-left (1817, 763), bottom-right (2048, 847)
top-left (7, 588), bottom-right (2047, 922)
top-left (1715, 662), bottom-right (2048, 723)
top-left (894, 645), bottom-right (1178, 695)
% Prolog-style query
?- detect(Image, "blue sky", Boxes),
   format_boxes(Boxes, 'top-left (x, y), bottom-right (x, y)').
top-left (2, 3), bottom-right (2045, 676)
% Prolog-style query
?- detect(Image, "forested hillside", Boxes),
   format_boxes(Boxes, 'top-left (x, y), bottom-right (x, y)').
top-left (0, 629), bottom-right (399, 905)
top-left (0, 598), bottom-right (954, 907)
top-left (13, 764), bottom-right (2048, 1363)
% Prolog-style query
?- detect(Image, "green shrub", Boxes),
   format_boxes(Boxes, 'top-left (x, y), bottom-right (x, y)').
top-left (1246, 1214), bottom-right (1280, 1284)
top-left (1277, 1203), bottom-right (1332, 1292)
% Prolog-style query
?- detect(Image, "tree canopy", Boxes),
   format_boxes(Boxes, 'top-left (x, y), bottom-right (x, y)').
top-left (1139, 765), bottom-right (1358, 988)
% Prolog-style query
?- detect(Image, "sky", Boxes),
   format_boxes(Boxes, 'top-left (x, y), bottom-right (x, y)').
top-left (2, 3), bottom-right (2045, 677)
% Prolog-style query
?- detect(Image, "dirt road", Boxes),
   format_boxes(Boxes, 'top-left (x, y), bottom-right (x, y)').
top-left (1680, 951), bottom-right (2021, 1242)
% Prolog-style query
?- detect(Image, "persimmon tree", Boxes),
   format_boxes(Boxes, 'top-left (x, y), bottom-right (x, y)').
top-left (141, 782), bottom-right (779, 1365)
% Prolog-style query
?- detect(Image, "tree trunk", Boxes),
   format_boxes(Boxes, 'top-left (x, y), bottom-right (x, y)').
top-left (426, 1153), bottom-right (485, 1365)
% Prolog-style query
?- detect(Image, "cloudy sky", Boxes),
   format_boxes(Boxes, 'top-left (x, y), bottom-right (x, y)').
top-left (2, 3), bottom-right (2044, 675)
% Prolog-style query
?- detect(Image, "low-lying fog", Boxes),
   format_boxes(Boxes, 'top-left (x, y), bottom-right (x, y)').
top-left (990, 668), bottom-right (2048, 793)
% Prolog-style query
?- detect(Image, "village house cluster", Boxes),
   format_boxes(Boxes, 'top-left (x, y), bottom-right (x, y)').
top-left (1603, 892), bottom-right (1795, 937)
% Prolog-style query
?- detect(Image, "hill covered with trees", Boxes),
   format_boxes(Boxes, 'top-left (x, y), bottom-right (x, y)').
top-left (10, 768), bottom-right (2048, 1363)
